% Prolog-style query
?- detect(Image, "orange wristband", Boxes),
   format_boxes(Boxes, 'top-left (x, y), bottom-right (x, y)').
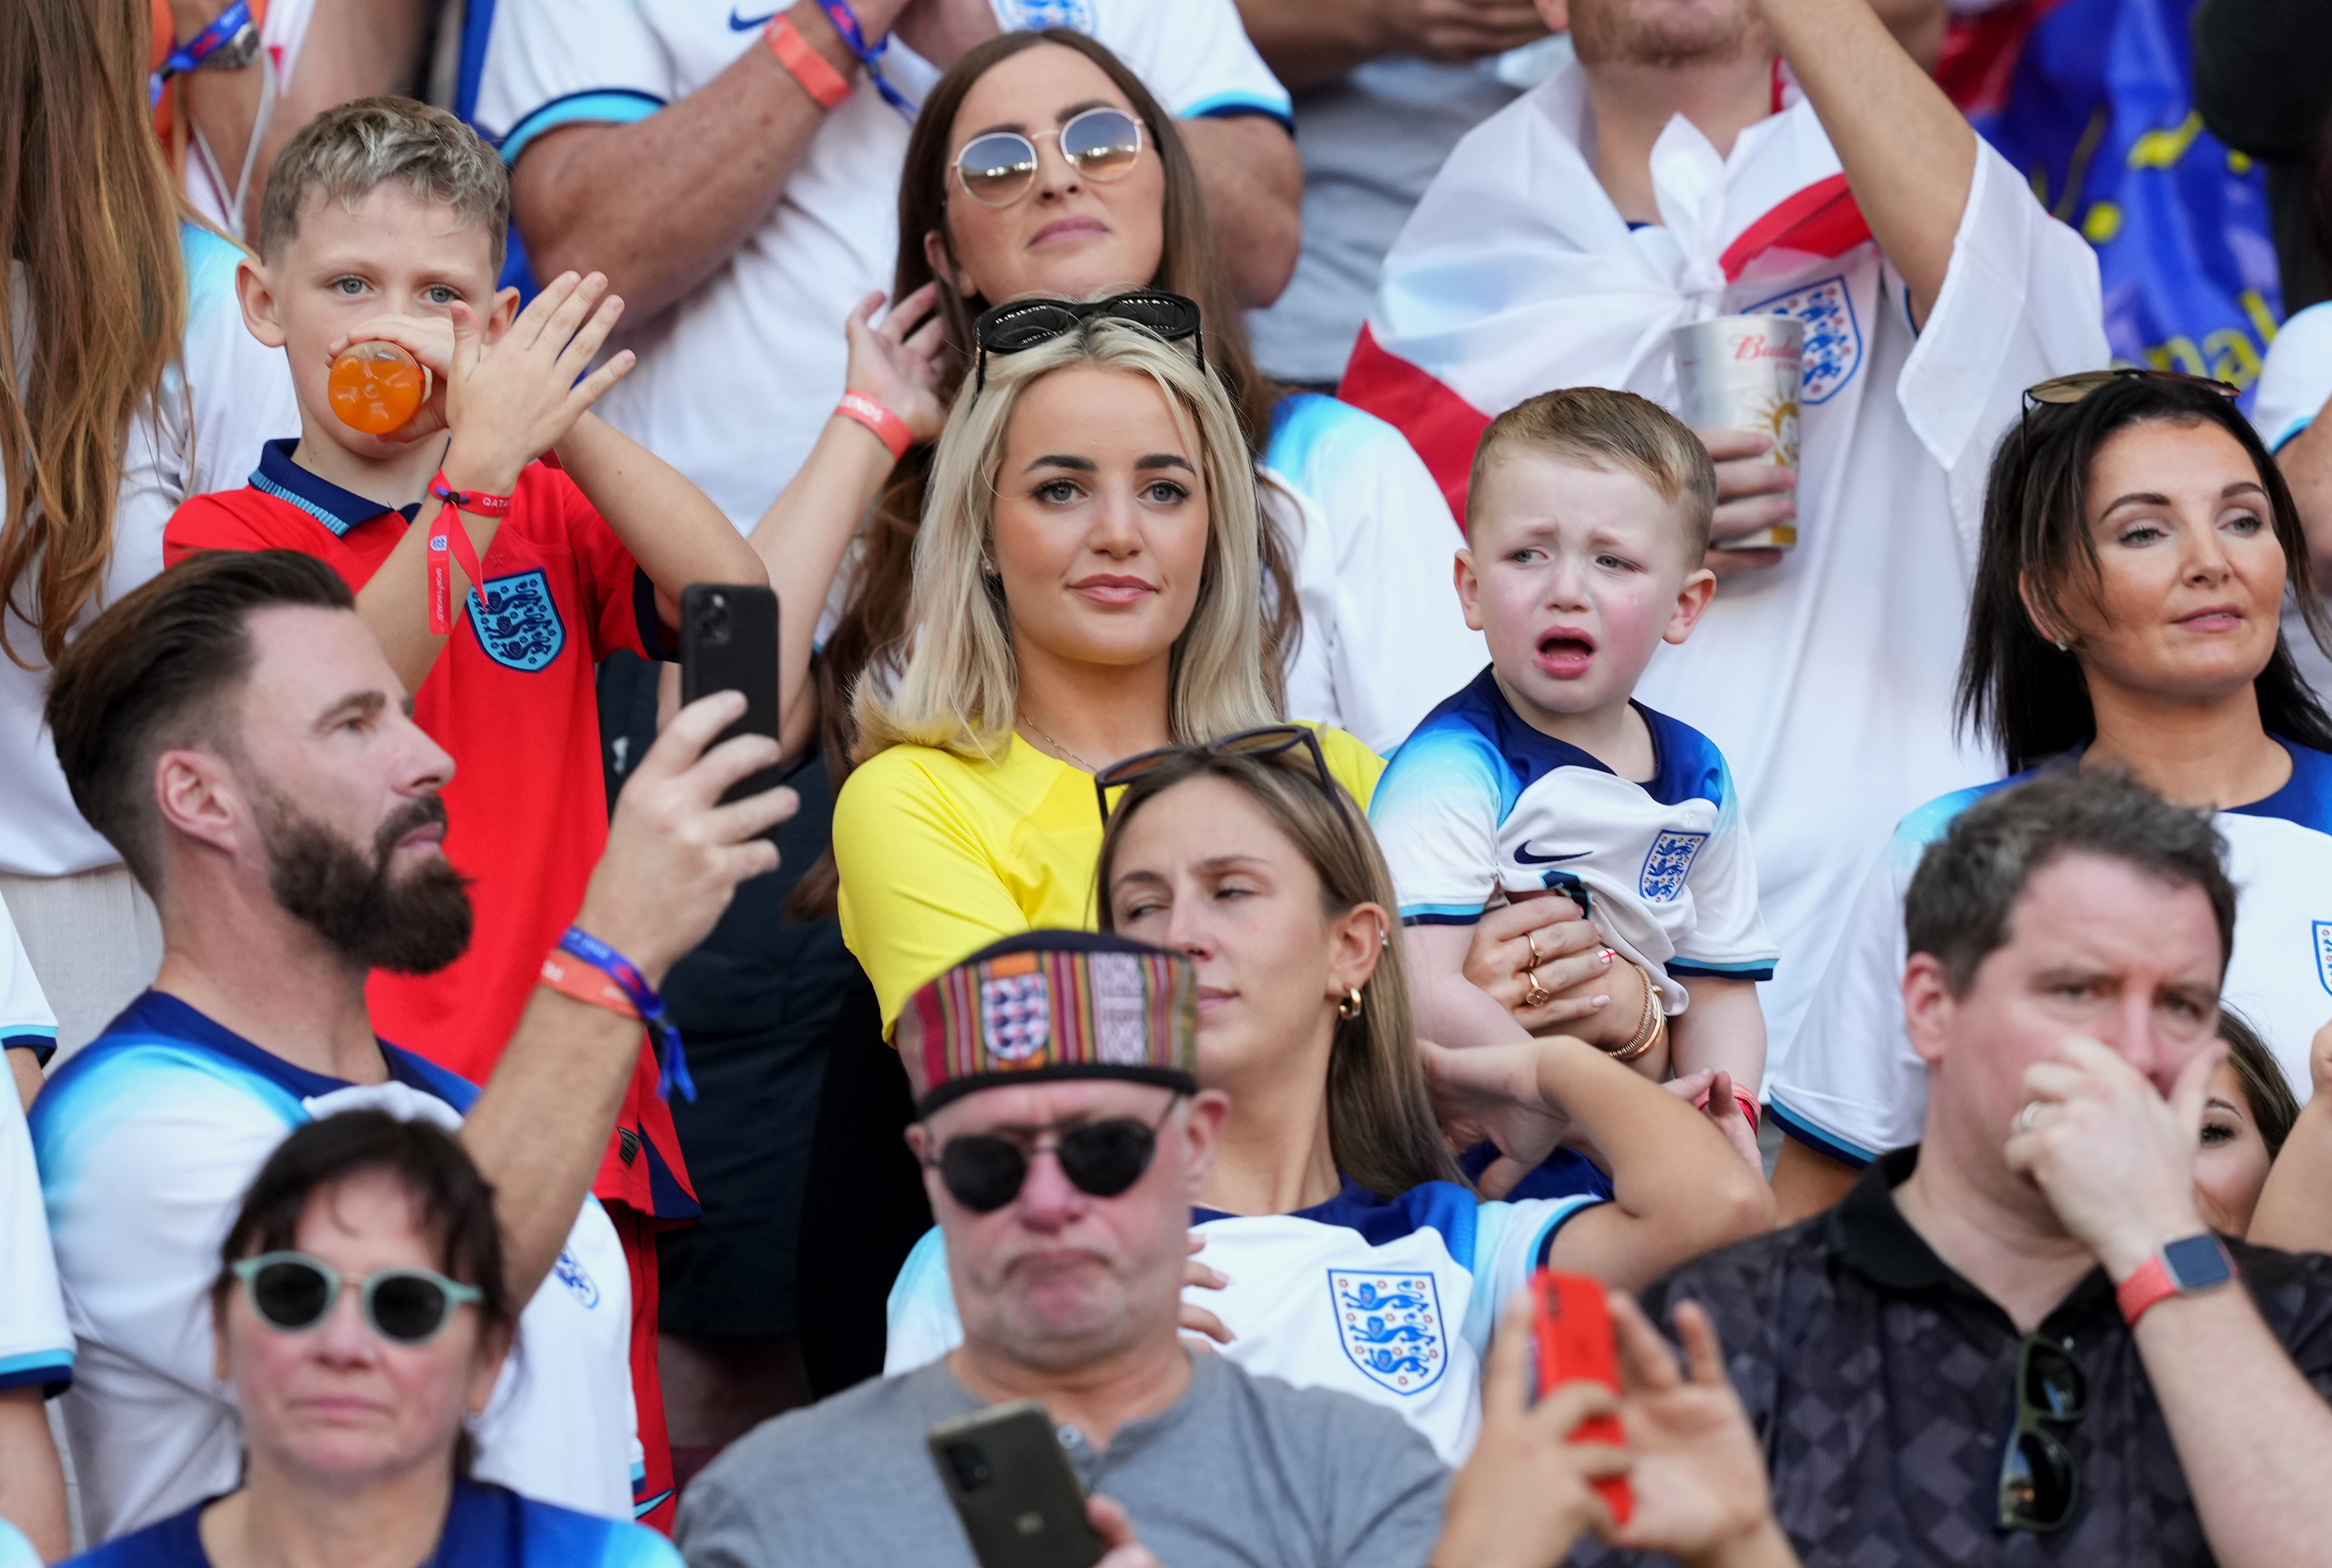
top-left (540, 950), bottom-right (639, 1020)
top-left (836, 392), bottom-right (913, 461)
top-left (766, 14), bottom-right (851, 110)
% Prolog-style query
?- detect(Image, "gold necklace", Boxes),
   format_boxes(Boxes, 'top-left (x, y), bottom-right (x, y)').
top-left (1018, 714), bottom-right (1103, 774)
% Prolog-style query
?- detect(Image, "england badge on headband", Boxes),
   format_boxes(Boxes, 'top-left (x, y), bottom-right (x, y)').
top-left (979, 971), bottom-right (1053, 1062)
top-left (1330, 1270), bottom-right (1446, 1396)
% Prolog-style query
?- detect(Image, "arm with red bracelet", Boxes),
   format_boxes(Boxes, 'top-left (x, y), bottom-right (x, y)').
top-left (350, 269), bottom-right (637, 692)
top-left (746, 282), bottom-right (950, 758)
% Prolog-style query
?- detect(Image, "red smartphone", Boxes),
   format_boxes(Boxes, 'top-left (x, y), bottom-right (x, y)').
top-left (1531, 1270), bottom-right (1633, 1525)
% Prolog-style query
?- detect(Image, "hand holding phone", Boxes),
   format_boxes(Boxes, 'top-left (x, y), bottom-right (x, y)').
top-left (927, 1401), bottom-right (1105, 1568)
top-left (1532, 1270), bottom-right (1634, 1526)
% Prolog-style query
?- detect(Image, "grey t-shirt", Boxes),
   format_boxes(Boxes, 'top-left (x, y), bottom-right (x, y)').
top-left (674, 1353), bottom-right (1450, 1568)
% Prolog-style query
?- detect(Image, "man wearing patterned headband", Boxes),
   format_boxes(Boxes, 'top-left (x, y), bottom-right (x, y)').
top-left (676, 931), bottom-right (1798, 1568)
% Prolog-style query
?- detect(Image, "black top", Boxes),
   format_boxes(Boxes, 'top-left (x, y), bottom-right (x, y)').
top-left (1572, 1147), bottom-right (2332, 1566)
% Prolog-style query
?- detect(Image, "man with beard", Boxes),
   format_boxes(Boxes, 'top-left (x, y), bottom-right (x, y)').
top-left (1340, 0), bottom-right (2108, 1097)
top-left (26, 549), bottom-right (794, 1542)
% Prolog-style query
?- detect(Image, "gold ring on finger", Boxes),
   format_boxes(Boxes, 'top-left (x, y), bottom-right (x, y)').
top-left (1523, 930), bottom-right (1544, 969)
top-left (1522, 969), bottom-right (1553, 1010)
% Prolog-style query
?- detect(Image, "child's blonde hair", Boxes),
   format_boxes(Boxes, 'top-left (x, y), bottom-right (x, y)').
top-left (1467, 387), bottom-right (1717, 556)
top-left (257, 97), bottom-right (508, 272)
top-left (854, 318), bottom-right (1277, 762)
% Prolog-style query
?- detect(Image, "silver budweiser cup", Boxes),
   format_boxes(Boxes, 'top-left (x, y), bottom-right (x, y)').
top-left (1670, 313), bottom-right (1806, 549)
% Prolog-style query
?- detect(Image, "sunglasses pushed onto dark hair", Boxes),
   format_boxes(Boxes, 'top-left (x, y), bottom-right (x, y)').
top-left (924, 1097), bottom-right (1181, 1213)
top-left (1093, 724), bottom-right (1349, 828)
top-left (972, 291), bottom-right (1202, 392)
top-left (2021, 367), bottom-right (2241, 412)
top-left (232, 1251), bottom-right (482, 1346)
top-left (952, 106), bottom-right (1146, 209)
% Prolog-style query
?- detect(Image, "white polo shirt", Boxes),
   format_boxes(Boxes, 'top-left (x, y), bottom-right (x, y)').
top-left (884, 1178), bottom-right (1604, 1464)
top-left (0, 226), bottom-right (296, 879)
top-left (31, 992), bottom-right (634, 1542)
top-left (2255, 300), bottom-right (2332, 454)
top-left (1769, 744), bottom-right (2332, 1165)
top-left (469, 0), bottom-right (1291, 528)
top-left (0, 902), bottom-right (70, 1401)
top-left (1346, 66), bottom-right (2110, 1070)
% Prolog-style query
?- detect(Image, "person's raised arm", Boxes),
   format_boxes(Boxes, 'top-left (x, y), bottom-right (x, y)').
top-left (0, 1388), bottom-right (66, 1563)
top-left (1428, 1035), bottom-right (1773, 1262)
top-left (1178, 115), bottom-right (1305, 308)
top-left (1232, 0), bottom-right (1546, 95)
top-left (1753, 0), bottom-right (1975, 326)
top-left (508, 0), bottom-right (915, 326)
top-left (2012, 1036), bottom-right (2332, 1568)
top-left (345, 272), bottom-right (633, 693)
top-left (748, 284), bottom-right (949, 749)
top-left (553, 410), bottom-right (767, 629)
top-left (460, 692), bottom-right (796, 1301)
top-left (2239, 1018), bottom-right (2332, 1252)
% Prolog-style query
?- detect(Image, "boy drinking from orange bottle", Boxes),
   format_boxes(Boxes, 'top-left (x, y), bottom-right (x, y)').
top-left (164, 96), bottom-right (769, 1532)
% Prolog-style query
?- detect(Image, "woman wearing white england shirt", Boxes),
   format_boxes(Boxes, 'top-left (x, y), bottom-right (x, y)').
top-left (1767, 372), bottom-right (2332, 1219)
top-left (1, 0), bottom-right (294, 1086)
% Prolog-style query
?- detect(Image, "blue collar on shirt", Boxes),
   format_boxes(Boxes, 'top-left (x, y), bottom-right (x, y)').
top-left (71, 989), bottom-right (480, 1111)
top-left (249, 437), bottom-right (421, 539)
top-left (1457, 664), bottom-right (1725, 808)
top-left (2027, 738), bottom-right (2332, 835)
top-left (1193, 1175), bottom-right (1485, 1249)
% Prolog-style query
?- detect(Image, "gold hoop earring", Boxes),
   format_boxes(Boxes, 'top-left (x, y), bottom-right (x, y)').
top-left (1338, 987), bottom-right (1364, 1021)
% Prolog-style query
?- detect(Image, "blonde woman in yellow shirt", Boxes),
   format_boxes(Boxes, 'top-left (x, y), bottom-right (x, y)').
top-left (833, 300), bottom-right (1382, 1032)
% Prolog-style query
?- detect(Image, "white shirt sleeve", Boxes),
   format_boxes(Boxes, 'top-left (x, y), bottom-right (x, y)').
top-left (0, 896), bottom-right (56, 1064)
top-left (0, 1085), bottom-right (69, 1397)
top-left (33, 1051), bottom-right (296, 1537)
top-left (1894, 139), bottom-right (2110, 561)
top-left (1367, 724), bottom-right (1505, 925)
top-left (2254, 302), bottom-right (2332, 454)
top-left (1462, 1195), bottom-right (1606, 1354)
top-left (180, 229), bottom-right (298, 500)
top-left (1668, 762), bottom-right (1779, 980)
top-left (1085, 0), bottom-right (1290, 123)
top-left (471, 0), bottom-right (677, 160)
top-left (1270, 399), bottom-right (1485, 754)
top-left (1764, 819), bottom-right (1934, 1164)
top-left (883, 1225), bottom-right (962, 1374)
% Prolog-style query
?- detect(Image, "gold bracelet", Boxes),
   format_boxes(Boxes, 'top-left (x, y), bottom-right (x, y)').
top-left (1606, 960), bottom-right (1664, 1063)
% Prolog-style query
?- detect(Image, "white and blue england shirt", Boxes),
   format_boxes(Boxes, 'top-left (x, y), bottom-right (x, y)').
top-left (30, 993), bottom-right (633, 1543)
top-left (1, 899), bottom-right (70, 1403)
top-left (1369, 668), bottom-right (1778, 1013)
top-left (1772, 742), bottom-right (2332, 1165)
top-left (884, 1178), bottom-right (1604, 1463)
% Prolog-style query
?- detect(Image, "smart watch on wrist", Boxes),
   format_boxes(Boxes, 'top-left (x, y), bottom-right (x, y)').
top-left (196, 18), bottom-right (263, 71)
top-left (2115, 1234), bottom-right (2236, 1326)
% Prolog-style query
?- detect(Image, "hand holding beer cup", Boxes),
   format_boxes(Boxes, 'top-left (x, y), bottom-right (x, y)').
top-left (1673, 314), bottom-right (1806, 577)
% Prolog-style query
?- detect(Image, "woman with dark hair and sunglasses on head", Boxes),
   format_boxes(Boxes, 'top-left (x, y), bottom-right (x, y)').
top-left (881, 734), bottom-right (1771, 1460)
top-left (67, 1110), bottom-right (678, 1568)
top-left (1766, 370), bottom-right (2332, 1221)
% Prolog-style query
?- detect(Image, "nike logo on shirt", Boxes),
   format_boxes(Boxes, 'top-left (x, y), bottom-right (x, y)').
top-left (1515, 845), bottom-right (1591, 864)
top-left (728, 6), bottom-right (781, 28)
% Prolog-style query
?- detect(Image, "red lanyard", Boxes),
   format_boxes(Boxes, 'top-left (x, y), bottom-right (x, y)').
top-left (425, 472), bottom-right (509, 635)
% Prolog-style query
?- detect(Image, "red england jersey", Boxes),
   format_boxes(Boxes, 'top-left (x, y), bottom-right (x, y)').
top-left (165, 440), bottom-right (698, 1223)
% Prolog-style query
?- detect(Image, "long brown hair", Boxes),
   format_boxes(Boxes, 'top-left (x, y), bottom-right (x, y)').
top-left (793, 28), bottom-right (1298, 918)
top-left (0, 0), bottom-right (190, 667)
top-left (1096, 748), bottom-right (1463, 1200)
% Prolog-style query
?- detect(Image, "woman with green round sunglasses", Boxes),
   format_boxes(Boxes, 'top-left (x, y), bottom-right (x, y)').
top-left (69, 1112), bottom-right (683, 1568)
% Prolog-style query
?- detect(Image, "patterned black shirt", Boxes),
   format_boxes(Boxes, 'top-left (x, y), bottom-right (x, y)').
top-left (1572, 1147), bottom-right (2332, 1567)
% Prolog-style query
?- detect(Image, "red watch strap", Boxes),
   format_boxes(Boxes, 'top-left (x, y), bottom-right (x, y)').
top-left (767, 13), bottom-right (851, 109)
top-left (836, 392), bottom-right (913, 461)
top-left (2116, 1254), bottom-right (2178, 1327)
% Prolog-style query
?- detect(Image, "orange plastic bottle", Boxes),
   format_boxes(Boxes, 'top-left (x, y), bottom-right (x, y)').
top-left (328, 341), bottom-right (428, 435)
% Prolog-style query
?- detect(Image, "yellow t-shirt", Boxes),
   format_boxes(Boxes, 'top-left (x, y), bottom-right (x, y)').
top-left (834, 726), bottom-right (1384, 1033)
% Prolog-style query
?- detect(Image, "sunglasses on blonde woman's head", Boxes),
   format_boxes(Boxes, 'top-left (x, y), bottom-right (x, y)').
top-left (232, 1251), bottom-right (483, 1346)
top-left (970, 290), bottom-right (1203, 392)
top-left (952, 106), bottom-right (1146, 209)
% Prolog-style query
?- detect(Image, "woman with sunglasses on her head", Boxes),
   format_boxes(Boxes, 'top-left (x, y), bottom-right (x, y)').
top-left (882, 740), bottom-right (1772, 1461)
top-left (1766, 370), bottom-right (2332, 1222)
top-left (830, 310), bottom-right (1385, 1037)
top-left (67, 1111), bottom-right (678, 1568)
top-left (750, 27), bottom-right (1480, 808)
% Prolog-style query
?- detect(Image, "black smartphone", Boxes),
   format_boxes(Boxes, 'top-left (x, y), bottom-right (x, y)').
top-left (1542, 869), bottom-right (1594, 918)
top-left (926, 1401), bottom-right (1104, 1568)
top-left (678, 583), bottom-right (783, 819)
